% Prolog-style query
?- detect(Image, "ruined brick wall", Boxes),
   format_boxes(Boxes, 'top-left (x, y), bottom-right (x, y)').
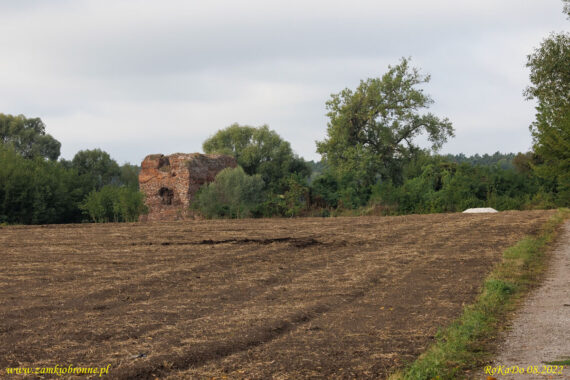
top-left (138, 153), bottom-right (237, 221)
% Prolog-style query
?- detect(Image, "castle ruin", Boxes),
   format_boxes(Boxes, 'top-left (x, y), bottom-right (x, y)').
top-left (138, 153), bottom-right (237, 221)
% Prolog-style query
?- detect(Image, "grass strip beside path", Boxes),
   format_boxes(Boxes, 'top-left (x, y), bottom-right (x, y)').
top-left (390, 208), bottom-right (570, 380)
top-left (545, 359), bottom-right (570, 366)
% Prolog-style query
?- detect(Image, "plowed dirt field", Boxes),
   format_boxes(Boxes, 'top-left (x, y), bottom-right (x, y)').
top-left (0, 210), bottom-right (554, 379)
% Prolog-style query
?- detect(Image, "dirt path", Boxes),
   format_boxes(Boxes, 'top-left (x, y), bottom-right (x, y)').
top-left (491, 221), bottom-right (570, 380)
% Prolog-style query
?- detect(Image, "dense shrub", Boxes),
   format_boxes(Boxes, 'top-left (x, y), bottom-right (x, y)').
top-left (81, 185), bottom-right (147, 223)
top-left (368, 160), bottom-right (547, 214)
top-left (194, 167), bottom-right (265, 219)
top-left (259, 174), bottom-right (311, 217)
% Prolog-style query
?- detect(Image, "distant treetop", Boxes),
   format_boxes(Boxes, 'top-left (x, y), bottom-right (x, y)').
top-left (0, 113), bottom-right (61, 161)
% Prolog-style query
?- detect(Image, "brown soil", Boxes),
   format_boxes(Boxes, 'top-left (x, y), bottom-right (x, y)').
top-left (0, 210), bottom-right (554, 379)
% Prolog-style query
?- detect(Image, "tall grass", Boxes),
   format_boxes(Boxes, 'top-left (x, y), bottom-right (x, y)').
top-left (390, 208), bottom-right (569, 380)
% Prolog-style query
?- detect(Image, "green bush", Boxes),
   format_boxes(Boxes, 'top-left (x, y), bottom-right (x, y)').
top-left (260, 174), bottom-right (310, 217)
top-left (81, 185), bottom-right (147, 223)
top-left (310, 171), bottom-right (340, 209)
top-left (282, 175), bottom-right (310, 216)
top-left (194, 167), bottom-right (265, 219)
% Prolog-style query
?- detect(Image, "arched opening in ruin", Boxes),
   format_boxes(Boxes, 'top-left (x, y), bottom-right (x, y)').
top-left (158, 187), bottom-right (174, 205)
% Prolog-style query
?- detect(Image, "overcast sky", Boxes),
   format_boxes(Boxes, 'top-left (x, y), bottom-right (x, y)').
top-left (0, 0), bottom-right (568, 164)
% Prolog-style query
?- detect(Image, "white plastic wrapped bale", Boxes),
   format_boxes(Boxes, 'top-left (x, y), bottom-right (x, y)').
top-left (463, 207), bottom-right (499, 213)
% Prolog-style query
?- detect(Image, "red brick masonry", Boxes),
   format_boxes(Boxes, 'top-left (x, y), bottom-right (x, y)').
top-left (139, 153), bottom-right (237, 221)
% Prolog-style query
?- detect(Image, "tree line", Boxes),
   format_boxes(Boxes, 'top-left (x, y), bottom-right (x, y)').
top-left (194, 1), bottom-right (568, 218)
top-left (0, 114), bottom-right (146, 224)
top-left (193, 127), bottom-right (559, 219)
top-left (1, 1), bottom-right (567, 223)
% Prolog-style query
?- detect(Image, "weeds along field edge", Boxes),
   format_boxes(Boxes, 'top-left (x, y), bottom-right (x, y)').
top-left (390, 208), bottom-right (570, 380)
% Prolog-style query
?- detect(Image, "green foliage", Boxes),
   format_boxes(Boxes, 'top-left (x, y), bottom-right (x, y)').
top-left (525, 31), bottom-right (570, 206)
top-left (308, 145), bottom-right (558, 216)
top-left (370, 157), bottom-right (546, 214)
top-left (194, 167), bottom-right (265, 219)
top-left (306, 160), bottom-right (328, 184)
top-left (0, 113), bottom-right (61, 160)
top-left (546, 359), bottom-right (570, 366)
top-left (262, 174), bottom-right (311, 217)
top-left (71, 149), bottom-right (122, 191)
top-left (316, 57), bottom-right (454, 188)
top-left (0, 122), bottom-right (143, 224)
top-left (0, 145), bottom-right (79, 224)
top-left (119, 163), bottom-right (141, 189)
top-left (309, 168), bottom-right (376, 211)
top-left (512, 151), bottom-right (539, 175)
top-left (80, 185), bottom-right (147, 223)
top-left (203, 123), bottom-right (310, 192)
top-left (310, 171), bottom-right (340, 209)
top-left (335, 172), bottom-right (373, 209)
top-left (444, 152), bottom-right (515, 170)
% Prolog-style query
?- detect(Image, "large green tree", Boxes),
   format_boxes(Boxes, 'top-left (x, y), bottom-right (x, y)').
top-left (203, 123), bottom-right (310, 192)
top-left (71, 148), bottom-right (121, 191)
top-left (0, 144), bottom-right (79, 224)
top-left (525, 3), bottom-right (570, 205)
top-left (316, 58), bottom-right (454, 188)
top-left (0, 113), bottom-right (61, 160)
